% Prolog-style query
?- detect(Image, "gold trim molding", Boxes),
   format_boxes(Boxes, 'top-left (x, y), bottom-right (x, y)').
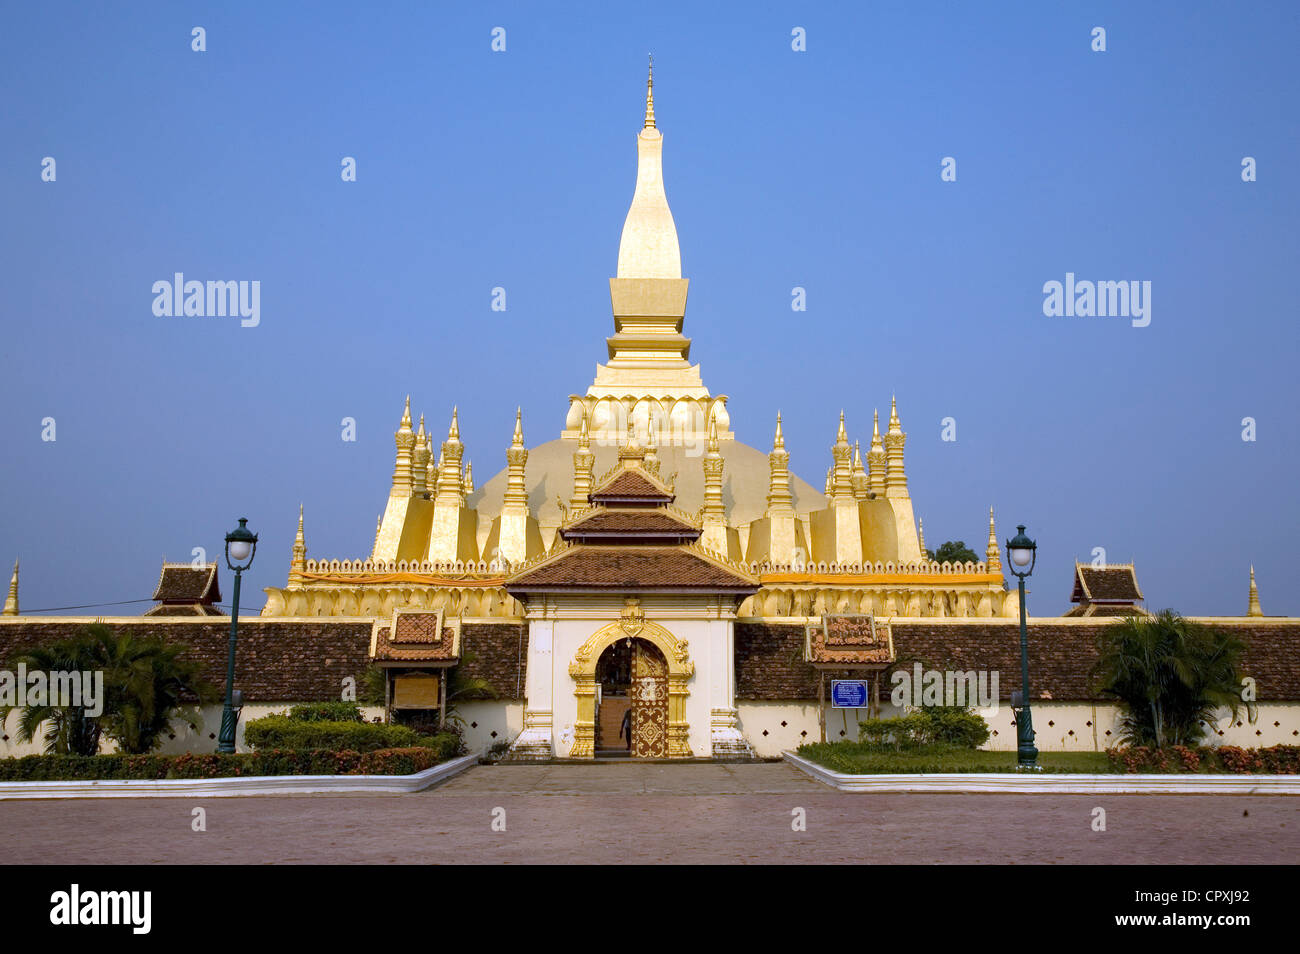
top-left (567, 615), bottom-right (694, 759)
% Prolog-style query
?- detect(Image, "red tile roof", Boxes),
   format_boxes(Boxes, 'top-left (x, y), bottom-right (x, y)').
top-left (507, 545), bottom-right (758, 591)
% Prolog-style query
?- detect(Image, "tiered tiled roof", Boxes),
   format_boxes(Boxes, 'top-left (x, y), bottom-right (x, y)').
top-left (510, 454), bottom-right (757, 594)
top-left (370, 609), bottom-right (460, 664)
top-left (145, 563), bottom-right (224, 616)
top-left (1066, 563), bottom-right (1147, 617)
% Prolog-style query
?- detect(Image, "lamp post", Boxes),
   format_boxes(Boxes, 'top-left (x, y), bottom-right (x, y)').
top-left (1005, 524), bottom-right (1038, 770)
top-left (218, 517), bottom-right (258, 754)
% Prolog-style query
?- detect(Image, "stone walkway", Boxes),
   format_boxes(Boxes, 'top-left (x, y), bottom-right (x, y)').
top-left (1, 762), bottom-right (1296, 864)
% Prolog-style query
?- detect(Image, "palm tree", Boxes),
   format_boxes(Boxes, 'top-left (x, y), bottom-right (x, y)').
top-left (91, 626), bottom-right (214, 753)
top-left (1092, 610), bottom-right (1253, 747)
top-left (1, 639), bottom-right (103, 755)
top-left (3, 624), bottom-right (215, 755)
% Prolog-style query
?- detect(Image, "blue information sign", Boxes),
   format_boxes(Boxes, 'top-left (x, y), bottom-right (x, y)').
top-left (831, 679), bottom-right (869, 709)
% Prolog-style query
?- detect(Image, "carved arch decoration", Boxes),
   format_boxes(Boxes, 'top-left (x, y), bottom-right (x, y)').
top-left (567, 617), bottom-right (694, 758)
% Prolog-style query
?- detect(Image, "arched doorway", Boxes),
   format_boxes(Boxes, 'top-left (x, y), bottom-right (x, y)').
top-left (568, 612), bottom-right (694, 758)
top-left (595, 637), bottom-right (669, 758)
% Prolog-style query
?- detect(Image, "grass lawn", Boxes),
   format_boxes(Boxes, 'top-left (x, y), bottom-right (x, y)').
top-left (795, 742), bottom-right (1115, 774)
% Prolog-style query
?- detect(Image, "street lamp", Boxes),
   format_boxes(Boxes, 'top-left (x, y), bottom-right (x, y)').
top-left (1005, 524), bottom-right (1039, 770)
top-left (218, 517), bottom-right (258, 754)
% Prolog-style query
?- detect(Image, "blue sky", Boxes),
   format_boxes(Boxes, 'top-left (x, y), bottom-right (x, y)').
top-left (2, 2), bottom-right (1297, 617)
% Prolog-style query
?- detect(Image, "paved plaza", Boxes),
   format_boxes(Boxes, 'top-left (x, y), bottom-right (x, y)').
top-left (1, 762), bottom-right (1296, 864)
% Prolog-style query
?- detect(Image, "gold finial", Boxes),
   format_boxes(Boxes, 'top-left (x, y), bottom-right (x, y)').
top-left (889, 394), bottom-right (901, 430)
top-left (578, 412), bottom-right (590, 448)
top-left (873, 409), bottom-right (881, 438)
top-left (774, 411), bottom-right (784, 450)
top-left (707, 410), bottom-right (719, 452)
top-left (853, 440), bottom-right (863, 469)
top-left (400, 395), bottom-right (412, 429)
top-left (986, 507), bottom-right (1001, 572)
top-left (415, 414), bottom-right (426, 440)
top-left (836, 410), bottom-right (848, 445)
top-left (463, 461), bottom-right (474, 495)
top-left (448, 406), bottom-right (460, 442)
top-left (3, 558), bottom-right (18, 616)
top-left (1248, 565), bottom-right (1263, 617)
top-left (512, 407), bottom-right (524, 447)
top-left (918, 520), bottom-right (927, 559)
top-left (289, 506), bottom-right (307, 584)
top-left (644, 54), bottom-right (655, 129)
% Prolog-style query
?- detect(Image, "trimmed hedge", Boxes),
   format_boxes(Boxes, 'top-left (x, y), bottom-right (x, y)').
top-left (858, 709), bottom-right (991, 749)
top-left (243, 716), bottom-right (462, 757)
top-left (286, 702), bottom-right (365, 723)
top-left (1106, 745), bottom-right (1300, 774)
top-left (0, 747), bottom-right (446, 781)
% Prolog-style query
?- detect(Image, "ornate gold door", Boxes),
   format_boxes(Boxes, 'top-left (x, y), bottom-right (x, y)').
top-left (630, 639), bottom-right (669, 758)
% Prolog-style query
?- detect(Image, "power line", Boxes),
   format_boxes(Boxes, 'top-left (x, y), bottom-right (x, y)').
top-left (17, 599), bottom-right (156, 614)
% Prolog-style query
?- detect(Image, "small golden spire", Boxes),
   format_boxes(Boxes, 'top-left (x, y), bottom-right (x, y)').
top-left (289, 506), bottom-right (307, 585)
top-left (400, 395), bottom-right (412, 430)
top-left (836, 409), bottom-right (848, 445)
top-left (463, 461), bottom-right (474, 495)
top-left (578, 412), bottom-right (590, 449)
top-left (644, 53), bottom-right (655, 129)
top-left (512, 407), bottom-right (524, 447)
top-left (1248, 565), bottom-right (1263, 617)
top-left (707, 411), bottom-right (719, 453)
top-left (888, 394), bottom-right (901, 432)
top-left (774, 411), bottom-right (784, 450)
top-left (3, 558), bottom-right (18, 616)
top-left (448, 406), bottom-right (460, 442)
top-left (986, 507), bottom-right (1002, 572)
top-left (918, 520), bottom-right (927, 559)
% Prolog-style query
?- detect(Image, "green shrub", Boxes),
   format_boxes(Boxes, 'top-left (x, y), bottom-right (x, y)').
top-left (243, 716), bottom-right (462, 757)
top-left (858, 708), bottom-right (990, 749)
top-left (286, 702), bottom-right (365, 723)
top-left (0, 747), bottom-right (449, 781)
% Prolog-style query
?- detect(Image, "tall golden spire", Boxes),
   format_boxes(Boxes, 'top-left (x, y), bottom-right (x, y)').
top-left (435, 408), bottom-right (465, 504)
top-left (884, 395), bottom-right (908, 497)
top-left (289, 505), bottom-right (307, 585)
top-left (390, 396), bottom-right (416, 495)
top-left (571, 413), bottom-right (596, 513)
top-left (504, 408), bottom-right (529, 507)
top-left (701, 411), bottom-right (728, 552)
top-left (1248, 565), bottom-right (1263, 617)
top-left (412, 415), bottom-right (429, 495)
top-left (830, 411), bottom-right (854, 499)
top-left (617, 58), bottom-right (680, 279)
top-left (2, 558), bottom-right (18, 616)
top-left (867, 409), bottom-right (886, 496)
top-left (986, 507), bottom-right (1001, 572)
top-left (851, 440), bottom-right (869, 501)
top-left (767, 412), bottom-right (793, 514)
top-left (644, 54), bottom-right (655, 129)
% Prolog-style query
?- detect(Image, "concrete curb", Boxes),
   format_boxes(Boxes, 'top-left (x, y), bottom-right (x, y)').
top-left (0, 753), bottom-right (479, 800)
top-left (782, 752), bottom-right (1300, 795)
